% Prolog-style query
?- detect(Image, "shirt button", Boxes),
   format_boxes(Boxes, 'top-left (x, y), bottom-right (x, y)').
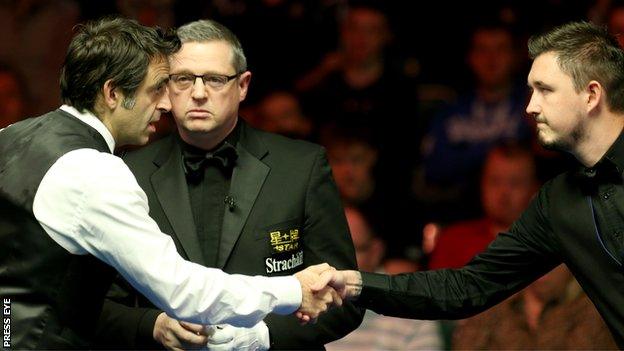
top-left (603, 193), bottom-right (611, 200)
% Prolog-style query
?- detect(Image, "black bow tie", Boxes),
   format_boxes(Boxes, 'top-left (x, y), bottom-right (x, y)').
top-left (183, 142), bottom-right (238, 182)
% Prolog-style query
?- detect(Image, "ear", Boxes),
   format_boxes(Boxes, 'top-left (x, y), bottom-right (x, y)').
top-left (238, 71), bottom-right (252, 102)
top-left (102, 79), bottom-right (122, 109)
top-left (586, 80), bottom-right (602, 114)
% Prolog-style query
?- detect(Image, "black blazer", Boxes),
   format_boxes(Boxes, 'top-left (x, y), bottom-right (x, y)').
top-left (96, 120), bottom-right (363, 350)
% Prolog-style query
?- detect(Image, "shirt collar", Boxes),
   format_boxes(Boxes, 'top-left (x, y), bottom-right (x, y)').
top-left (60, 104), bottom-right (115, 153)
top-left (578, 128), bottom-right (624, 180)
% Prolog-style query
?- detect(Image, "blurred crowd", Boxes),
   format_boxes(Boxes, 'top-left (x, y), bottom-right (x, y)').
top-left (3, 0), bottom-right (624, 348)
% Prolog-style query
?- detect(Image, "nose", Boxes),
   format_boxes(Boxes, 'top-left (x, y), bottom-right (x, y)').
top-left (157, 85), bottom-right (172, 112)
top-left (191, 77), bottom-right (208, 100)
top-left (525, 91), bottom-right (539, 118)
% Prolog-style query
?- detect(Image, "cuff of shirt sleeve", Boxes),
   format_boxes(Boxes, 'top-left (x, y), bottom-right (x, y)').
top-left (268, 275), bottom-right (302, 315)
top-left (357, 272), bottom-right (390, 307)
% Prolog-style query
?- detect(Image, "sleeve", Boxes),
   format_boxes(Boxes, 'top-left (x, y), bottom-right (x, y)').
top-left (95, 277), bottom-right (163, 349)
top-left (32, 149), bottom-right (301, 328)
top-left (357, 184), bottom-right (561, 320)
top-left (263, 147), bottom-right (365, 349)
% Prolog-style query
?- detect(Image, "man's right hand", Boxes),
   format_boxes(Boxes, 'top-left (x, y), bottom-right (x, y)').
top-left (293, 263), bottom-right (343, 323)
top-left (153, 312), bottom-right (208, 350)
top-left (312, 269), bottom-right (363, 300)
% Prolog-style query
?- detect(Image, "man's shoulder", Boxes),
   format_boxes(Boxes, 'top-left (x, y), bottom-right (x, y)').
top-left (123, 134), bottom-right (174, 165)
top-left (244, 124), bottom-right (323, 159)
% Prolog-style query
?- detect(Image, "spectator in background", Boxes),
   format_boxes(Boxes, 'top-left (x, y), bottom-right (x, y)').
top-left (250, 90), bottom-right (312, 140)
top-left (297, 2), bottom-right (419, 240)
top-left (323, 125), bottom-right (378, 208)
top-left (296, 0), bottom-right (418, 140)
top-left (326, 206), bottom-right (443, 351)
top-left (453, 264), bottom-right (617, 350)
top-left (322, 123), bottom-right (421, 260)
top-left (415, 22), bottom-right (532, 223)
top-left (428, 143), bottom-right (539, 270)
top-left (0, 65), bottom-right (26, 128)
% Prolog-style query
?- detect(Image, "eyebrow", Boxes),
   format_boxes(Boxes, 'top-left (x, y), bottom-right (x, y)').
top-left (149, 76), bottom-right (170, 91)
top-left (527, 80), bottom-right (553, 89)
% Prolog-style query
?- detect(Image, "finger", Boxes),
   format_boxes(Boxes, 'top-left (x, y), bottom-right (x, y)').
top-left (179, 333), bottom-right (208, 346)
top-left (179, 320), bottom-right (206, 334)
top-left (311, 270), bottom-right (335, 291)
top-left (173, 325), bottom-right (208, 345)
top-left (297, 313), bottom-right (311, 325)
top-left (309, 262), bottom-right (331, 273)
top-left (329, 288), bottom-right (343, 307)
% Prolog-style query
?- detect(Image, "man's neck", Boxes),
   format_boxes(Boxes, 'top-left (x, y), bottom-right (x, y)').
top-left (574, 112), bottom-right (624, 167)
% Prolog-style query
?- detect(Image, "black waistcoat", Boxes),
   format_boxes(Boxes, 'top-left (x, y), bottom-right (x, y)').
top-left (0, 109), bottom-right (116, 349)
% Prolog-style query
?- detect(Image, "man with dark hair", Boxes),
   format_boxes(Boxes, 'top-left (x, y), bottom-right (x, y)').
top-left (96, 19), bottom-right (363, 350)
top-left (317, 21), bottom-right (624, 347)
top-left (0, 17), bottom-right (338, 349)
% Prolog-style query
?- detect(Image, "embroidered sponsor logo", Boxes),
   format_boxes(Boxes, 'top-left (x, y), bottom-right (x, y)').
top-left (269, 229), bottom-right (300, 254)
top-left (265, 251), bottom-right (304, 274)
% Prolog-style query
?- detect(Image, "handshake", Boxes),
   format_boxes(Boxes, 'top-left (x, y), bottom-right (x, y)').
top-left (293, 263), bottom-right (362, 324)
top-left (154, 264), bottom-right (363, 350)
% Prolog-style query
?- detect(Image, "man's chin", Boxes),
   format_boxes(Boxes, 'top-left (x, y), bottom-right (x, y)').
top-left (538, 137), bottom-right (564, 152)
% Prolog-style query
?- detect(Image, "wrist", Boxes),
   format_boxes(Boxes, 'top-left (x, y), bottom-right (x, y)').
top-left (345, 270), bottom-right (363, 299)
top-left (153, 312), bottom-right (167, 342)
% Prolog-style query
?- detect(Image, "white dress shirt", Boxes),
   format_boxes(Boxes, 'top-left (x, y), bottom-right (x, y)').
top-left (30, 105), bottom-right (302, 328)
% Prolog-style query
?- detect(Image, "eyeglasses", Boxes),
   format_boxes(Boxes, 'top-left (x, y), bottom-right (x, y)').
top-left (169, 73), bottom-right (240, 90)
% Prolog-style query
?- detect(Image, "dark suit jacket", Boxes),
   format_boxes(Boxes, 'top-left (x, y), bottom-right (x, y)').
top-left (96, 120), bottom-right (364, 350)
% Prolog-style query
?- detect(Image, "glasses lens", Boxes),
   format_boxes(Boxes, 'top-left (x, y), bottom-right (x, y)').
top-left (172, 74), bottom-right (194, 89)
top-left (205, 75), bottom-right (228, 89)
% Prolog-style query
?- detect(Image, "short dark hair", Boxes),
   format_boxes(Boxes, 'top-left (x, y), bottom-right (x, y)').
top-left (528, 21), bottom-right (624, 112)
top-left (60, 17), bottom-right (180, 113)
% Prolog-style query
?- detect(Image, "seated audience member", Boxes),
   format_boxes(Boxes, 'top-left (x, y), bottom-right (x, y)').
top-left (253, 90), bottom-right (312, 140)
top-left (323, 125), bottom-right (378, 207)
top-left (428, 143), bottom-right (539, 269)
top-left (416, 22), bottom-right (531, 223)
top-left (323, 124), bottom-right (420, 260)
top-left (453, 264), bottom-right (617, 350)
top-left (326, 207), bottom-right (443, 351)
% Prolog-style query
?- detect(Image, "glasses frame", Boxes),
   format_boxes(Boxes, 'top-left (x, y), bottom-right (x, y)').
top-left (169, 72), bottom-right (240, 90)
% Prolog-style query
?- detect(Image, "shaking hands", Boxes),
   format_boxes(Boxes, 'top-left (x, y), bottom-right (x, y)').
top-left (292, 263), bottom-right (362, 324)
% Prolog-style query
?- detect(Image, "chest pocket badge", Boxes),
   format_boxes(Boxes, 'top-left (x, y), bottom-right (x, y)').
top-left (269, 229), bottom-right (300, 254)
top-left (265, 228), bottom-right (303, 274)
